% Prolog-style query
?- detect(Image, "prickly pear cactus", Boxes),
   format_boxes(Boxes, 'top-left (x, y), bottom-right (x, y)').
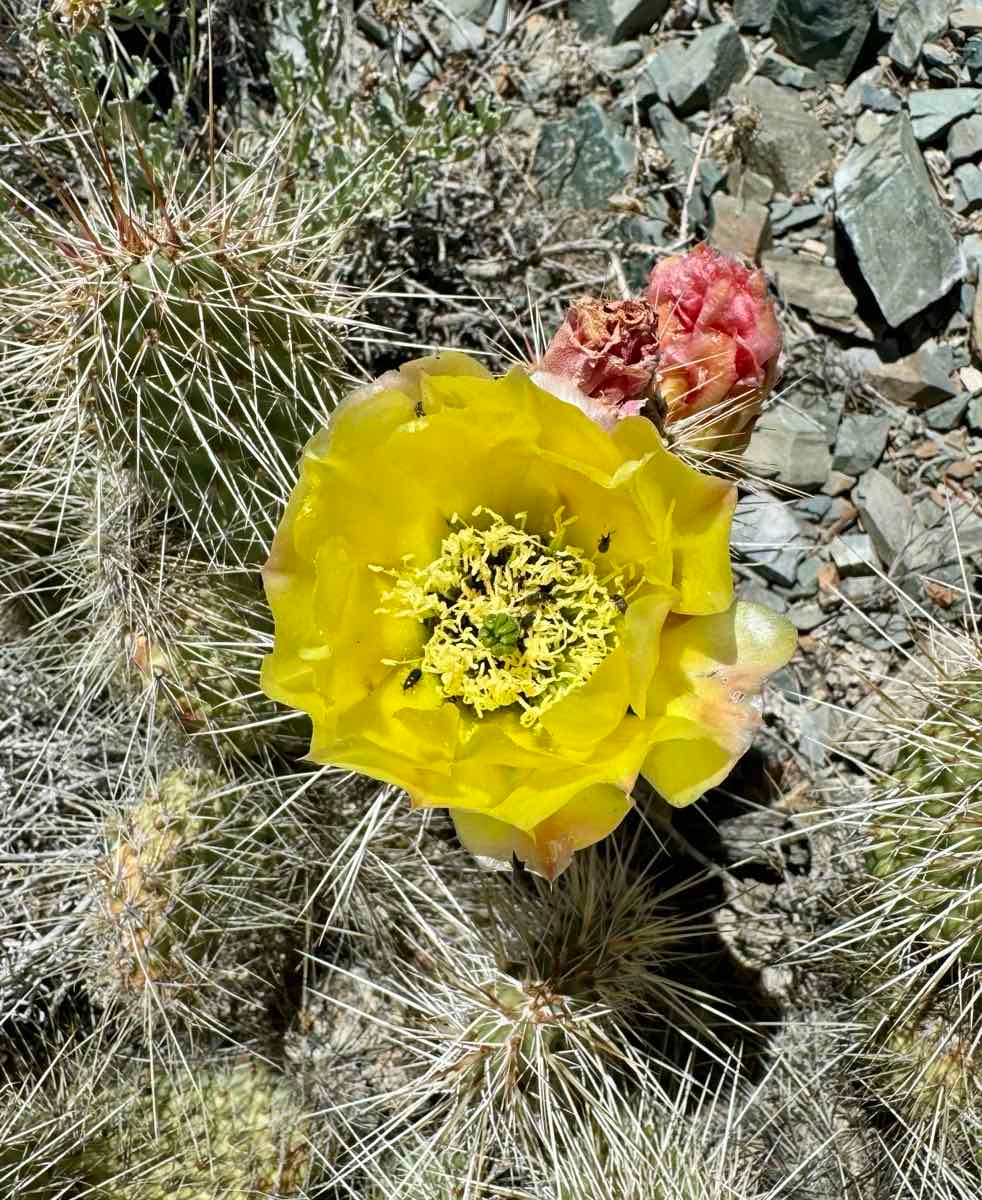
top-left (78, 220), bottom-right (338, 539)
top-left (91, 766), bottom-right (228, 994)
top-left (875, 1003), bottom-right (979, 1123)
top-left (74, 1060), bottom-right (315, 1198)
top-left (3, 169), bottom-right (346, 563)
top-left (121, 566), bottom-right (310, 756)
top-left (866, 674), bottom-right (982, 961)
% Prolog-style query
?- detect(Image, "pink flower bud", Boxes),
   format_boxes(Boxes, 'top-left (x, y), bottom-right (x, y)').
top-left (646, 243), bottom-right (782, 453)
top-left (531, 298), bottom-right (659, 432)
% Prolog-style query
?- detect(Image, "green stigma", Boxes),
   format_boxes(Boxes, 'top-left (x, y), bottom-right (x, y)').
top-left (378, 508), bottom-right (626, 727)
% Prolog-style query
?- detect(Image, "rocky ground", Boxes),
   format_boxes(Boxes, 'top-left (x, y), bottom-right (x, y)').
top-left (345, 0), bottom-right (982, 996)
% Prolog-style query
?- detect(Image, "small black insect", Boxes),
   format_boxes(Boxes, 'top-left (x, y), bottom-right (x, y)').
top-left (611, 594), bottom-right (627, 614)
top-left (414, 400), bottom-right (424, 418)
top-left (519, 611), bottom-right (537, 630)
top-left (597, 530), bottom-right (613, 553)
top-left (403, 668), bottom-right (422, 690)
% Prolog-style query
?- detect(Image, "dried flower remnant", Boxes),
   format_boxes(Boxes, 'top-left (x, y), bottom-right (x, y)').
top-left (51, 0), bottom-right (110, 29)
top-left (531, 298), bottom-right (660, 432)
top-left (646, 243), bottom-right (782, 454)
top-left (260, 353), bottom-right (796, 879)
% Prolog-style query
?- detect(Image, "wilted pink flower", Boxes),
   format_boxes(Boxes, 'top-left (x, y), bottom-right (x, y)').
top-left (646, 243), bottom-right (782, 453)
top-left (531, 298), bottom-right (659, 432)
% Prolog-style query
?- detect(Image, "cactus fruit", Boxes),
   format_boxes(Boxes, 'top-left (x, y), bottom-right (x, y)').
top-left (865, 674), bottom-right (982, 961)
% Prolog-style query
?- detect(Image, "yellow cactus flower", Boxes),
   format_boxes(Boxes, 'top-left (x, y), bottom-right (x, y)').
top-left (261, 353), bottom-right (796, 879)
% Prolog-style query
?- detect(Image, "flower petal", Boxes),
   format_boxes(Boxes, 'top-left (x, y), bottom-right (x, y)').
top-left (642, 600), bottom-right (797, 806)
top-left (452, 782), bottom-right (633, 880)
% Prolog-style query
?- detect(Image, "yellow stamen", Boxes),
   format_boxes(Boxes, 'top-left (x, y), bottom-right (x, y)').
top-left (378, 508), bottom-right (623, 726)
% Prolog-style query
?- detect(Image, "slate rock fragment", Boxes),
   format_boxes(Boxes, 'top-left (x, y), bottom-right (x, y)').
top-left (732, 494), bottom-right (807, 587)
top-left (909, 89), bottom-right (980, 142)
top-left (534, 100), bottom-right (636, 208)
top-left (888, 0), bottom-right (951, 73)
top-left (948, 114), bottom-right (982, 163)
top-left (953, 162), bottom-right (982, 213)
top-left (733, 77), bottom-right (832, 193)
top-left (770, 0), bottom-right (877, 83)
top-left (569, 0), bottom-right (670, 43)
top-left (834, 113), bottom-right (963, 327)
top-left (668, 23), bottom-right (749, 116)
top-left (833, 414), bottom-right (891, 476)
top-left (863, 347), bottom-right (957, 409)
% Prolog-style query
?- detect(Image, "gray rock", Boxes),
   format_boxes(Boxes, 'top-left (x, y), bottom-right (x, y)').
top-left (635, 41), bottom-right (689, 106)
top-left (974, 287), bottom-right (982, 355)
top-left (855, 111), bottom-right (885, 145)
top-left (732, 495), bottom-right (807, 587)
top-left (830, 533), bottom-right (877, 577)
top-left (793, 556), bottom-right (821, 597)
top-left (922, 42), bottom-right (958, 75)
top-left (797, 703), bottom-right (835, 766)
top-left (822, 470), bottom-right (856, 496)
top-left (924, 393), bottom-right (970, 431)
top-left (863, 347), bottom-right (957, 409)
top-left (738, 581), bottom-right (787, 612)
top-left (963, 234), bottom-right (982, 281)
top-left (952, 6), bottom-right (982, 30)
top-left (948, 114), bottom-right (982, 163)
top-left (833, 414), bottom-right (891, 475)
top-left (457, 0), bottom-right (507, 24)
top-left (534, 100), bottom-right (636, 208)
top-left (733, 77), bottom-right (833, 193)
top-left (860, 85), bottom-right (902, 114)
top-left (439, 0), bottom-right (504, 29)
top-left (855, 468), bottom-right (921, 568)
top-left (762, 251), bottom-right (860, 326)
top-left (711, 193), bottom-right (771, 260)
top-left (834, 113), bottom-right (964, 328)
top-left (406, 51), bottom-right (440, 93)
top-left (758, 51), bottom-right (820, 89)
top-left (789, 602), bottom-right (828, 632)
top-left (596, 41), bottom-right (645, 72)
top-left (843, 66), bottom-right (883, 115)
top-left (743, 407), bottom-right (831, 492)
top-left (668, 23), bottom-right (749, 116)
top-left (796, 493), bottom-right (833, 520)
top-left (909, 89), bottom-right (980, 142)
top-left (864, 350), bottom-right (955, 408)
top-left (888, 0), bottom-right (951, 73)
top-left (734, 0), bottom-right (777, 29)
top-left (964, 36), bottom-right (982, 78)
top-left (770, 201), bottom-right (824, 235)
top-left (771, 0), bottom-right (876, 83)
top-left (878, 0), bottom-right (905, 29)
top-left (731, 168), bottom-right (775, 205)
top-left (953, 162), bottom-right (982, 213)
top-left (647, 103), bottom-right (694, 174)
top-left (967, 392), bottom-right (982, 430)
top-left (569, 0), bottom-right (670, 42)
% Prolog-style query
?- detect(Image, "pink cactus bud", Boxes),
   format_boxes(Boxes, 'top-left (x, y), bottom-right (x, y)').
top-left (531, 297), bottom-right (659, 432)
top-left (646, 243), bottom-right (782, 453)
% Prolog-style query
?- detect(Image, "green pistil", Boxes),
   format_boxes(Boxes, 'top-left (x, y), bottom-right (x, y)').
top-left (377, 508), bottom-right (626, 726)
top-left (480, 612), bottom-right (521, 656)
